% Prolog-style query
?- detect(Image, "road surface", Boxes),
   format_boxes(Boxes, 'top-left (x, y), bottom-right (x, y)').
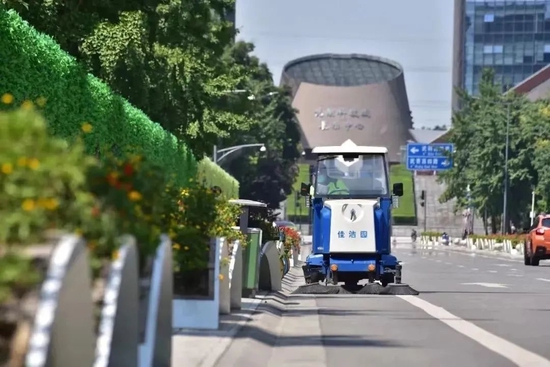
top-left (214, 243), bottom-right (550, 367)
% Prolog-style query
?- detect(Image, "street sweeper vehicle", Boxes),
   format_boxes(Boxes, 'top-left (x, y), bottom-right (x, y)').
top-left (297, 140), bottom-right (415, 294)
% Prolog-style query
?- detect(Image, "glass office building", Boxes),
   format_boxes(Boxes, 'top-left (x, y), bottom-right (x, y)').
top-left (461, 0), bottom-right (550, 95)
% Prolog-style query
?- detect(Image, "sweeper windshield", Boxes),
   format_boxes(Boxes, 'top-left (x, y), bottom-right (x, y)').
top-left (314, 153), bottom-right (389, 199)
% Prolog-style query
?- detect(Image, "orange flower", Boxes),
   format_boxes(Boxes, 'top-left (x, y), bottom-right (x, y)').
top-left (106, 172), bottom-right (119, 186)
top-left (91, 206), bottom-right (100, 217)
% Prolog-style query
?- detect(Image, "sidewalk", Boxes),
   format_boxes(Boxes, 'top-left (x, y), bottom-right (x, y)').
top-left (171, 266), bottom-right (302, 367)
top-left (171, 297), bottom-right (262, 367)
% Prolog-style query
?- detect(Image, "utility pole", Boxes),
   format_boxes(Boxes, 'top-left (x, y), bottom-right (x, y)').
top-left (502, 103), bottom-right (510, 235)
top-left (531, 188), bottom-right (536, 226)
top-left (420, 190), bottom-right (427, 232)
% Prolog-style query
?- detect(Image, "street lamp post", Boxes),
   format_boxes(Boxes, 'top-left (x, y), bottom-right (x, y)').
top-left (212, 143), bottom-right (266, 164)
top-left (502, 103), bottom-right (510, 235)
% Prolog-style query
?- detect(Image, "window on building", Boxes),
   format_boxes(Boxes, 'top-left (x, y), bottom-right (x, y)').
top-left (484, 13), bottom-right (495, 23)
top-left (483, 45), bottom-right (503, 54)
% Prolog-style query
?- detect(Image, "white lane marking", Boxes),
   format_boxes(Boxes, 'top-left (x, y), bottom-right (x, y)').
top-left (496, 264), bottom-right (511, 267)
top-left (488, 270), bottom-right (498, 273)
top-left (398, 295), bottom-right (550, 367)
top-left (536, 278), bottom-right (550, 283)
top-left (436, 260), bottom-right (442, 263)
top-left (445, 262), bottom-right (452, 265)
top-left (472, 268), bottom-right (479, 271)
top-left (510, 268), bottom-right (517, 271)
top-left (457, 265), bottom-right (464, 268)
top-left (507, 274), bottom-right (523, 277)
top-left (461, 282), bottom-right (508, 288)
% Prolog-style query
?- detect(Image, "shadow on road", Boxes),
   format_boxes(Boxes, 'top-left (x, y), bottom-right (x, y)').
top-left (230, 323), bottom-right (405, 348)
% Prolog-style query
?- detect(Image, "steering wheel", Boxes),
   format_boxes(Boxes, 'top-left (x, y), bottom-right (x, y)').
top-left (328, 188), bottom-right (350, 195)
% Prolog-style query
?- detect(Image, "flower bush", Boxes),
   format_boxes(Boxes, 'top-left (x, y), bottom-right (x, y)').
top-left (0, 107), bottom-right (97, 302)
top-left (279, 226), bottom-right (301, 259)
top-left (82, 149), bottom-right (171, 273)
top-left (0, 101), bottom-right (247, 301)
top-left (170, 180), bottom-right (246, 296)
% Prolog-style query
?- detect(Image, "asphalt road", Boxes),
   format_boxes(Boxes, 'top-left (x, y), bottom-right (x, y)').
top-left (215, 243), bottom-right (550, 367)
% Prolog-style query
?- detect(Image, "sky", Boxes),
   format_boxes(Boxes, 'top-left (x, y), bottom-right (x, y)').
top-left (235, 0), bottom-right (455, 129)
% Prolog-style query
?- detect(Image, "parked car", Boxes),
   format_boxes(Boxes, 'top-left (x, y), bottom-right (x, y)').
top-left (524, 214), bottom-right (550, 266)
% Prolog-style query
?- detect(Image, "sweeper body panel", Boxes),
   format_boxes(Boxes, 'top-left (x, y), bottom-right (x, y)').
top-left (300, 140), bottom-right (404, 287)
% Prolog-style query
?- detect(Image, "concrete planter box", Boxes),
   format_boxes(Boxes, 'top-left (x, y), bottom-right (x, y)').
top-left (172, 238), bottom-right (223, 330)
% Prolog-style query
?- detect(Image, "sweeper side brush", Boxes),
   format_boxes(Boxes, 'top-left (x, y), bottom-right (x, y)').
top-left (294, 264), bottom-right (419, 295)
top-left (292, 283), bottom-right (419, 295)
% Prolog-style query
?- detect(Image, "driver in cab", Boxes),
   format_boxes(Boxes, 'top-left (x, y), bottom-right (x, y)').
top-left (315, 162), bottom-right (343, 195)
top-left (316, 159), bottom-right (386, 196)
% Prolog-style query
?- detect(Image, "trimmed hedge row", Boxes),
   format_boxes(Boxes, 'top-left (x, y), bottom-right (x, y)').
top-left (197, 158), bottom-right (239, 199)
top-left (0, 9), bottom-right (238, 192)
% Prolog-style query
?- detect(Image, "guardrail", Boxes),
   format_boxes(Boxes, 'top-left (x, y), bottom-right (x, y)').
top-left (419, 235), bottom-right (523, 256)
top-left (5, 228), bottom-right (293, 366)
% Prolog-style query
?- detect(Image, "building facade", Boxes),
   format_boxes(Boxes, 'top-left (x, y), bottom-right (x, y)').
top-left (236, 0), bottom-right (454, 129)
top-left (281, 54), bottom-right (413, 163)
top-left (454, 0), bottom-right (550, 107)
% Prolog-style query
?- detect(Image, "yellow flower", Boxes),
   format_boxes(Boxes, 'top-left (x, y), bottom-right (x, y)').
top-left (173, 243), bottom-right (181, 250)
top-left (35, 96), bottom-right (47, 107)
top-left (1, 163), bottom-right (13, 175)
top-left (1, 93), bottom-right (14, 104)
top-left (218, 274), bottom-right (224, 281)
top-left (130, 155), bottom-right (142, 164)
top-left (128, 191), bottom-right (142, 201)
top-left (43, 198), bottom-right (59, 210)
top-left (21, 100), bottom-right (34, 110)
top-left (112, 251), bottom-right (119, 260)
top-left (181, 189), bottom-right (189, 197)
top-left (16, 157), bottom-right (28, 167)
top-left (21, 199), bottom-right (36, 212)
top-left (184, 246), bottom-right (189, 251)
top-left (28, 158), bottom-right (40, 170)
top-left (81, 123), bottom-right (93, 133)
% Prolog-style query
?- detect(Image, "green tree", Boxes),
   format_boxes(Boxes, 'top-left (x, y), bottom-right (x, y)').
top-left (218, 42), bottom-right (301, 208)
top-left (439, 68), bottom-right (534, 233)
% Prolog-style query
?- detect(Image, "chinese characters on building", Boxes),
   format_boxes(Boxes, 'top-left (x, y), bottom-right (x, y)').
top-left (337, 230), bottom-right (368, 239)
top-left (314, 107), bottom-right (370, 131)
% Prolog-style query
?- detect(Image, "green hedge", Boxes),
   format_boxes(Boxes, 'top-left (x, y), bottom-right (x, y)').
top-left (0, 9), bottom-right (239, 192)
top-left (197, 158), bottom-right (239, 199)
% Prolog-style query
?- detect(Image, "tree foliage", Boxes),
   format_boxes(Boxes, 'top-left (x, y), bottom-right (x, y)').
top-left (439, 68), bottom-right (550, 233)
top-left (218, 41), bottom-right (301, 209)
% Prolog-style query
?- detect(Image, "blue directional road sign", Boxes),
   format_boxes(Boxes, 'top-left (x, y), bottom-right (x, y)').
top-left (406, 143), bottom-right (454, 171)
